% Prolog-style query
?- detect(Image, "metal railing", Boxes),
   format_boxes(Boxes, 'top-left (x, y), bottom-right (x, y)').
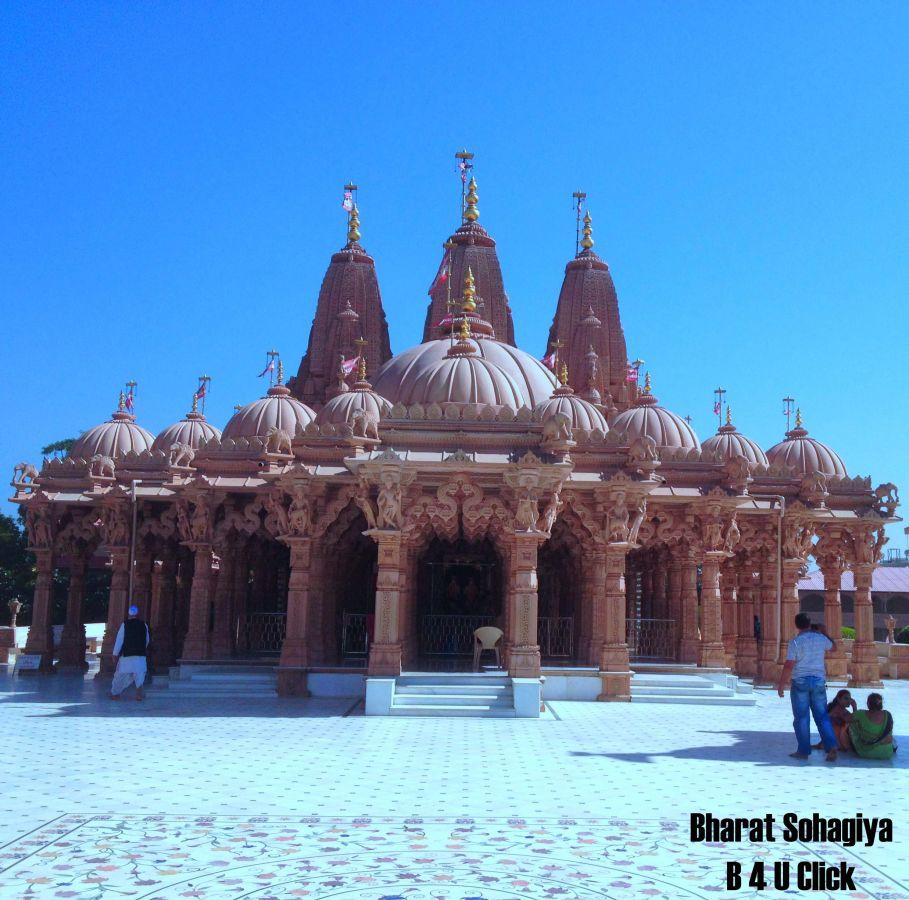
top-left (341, 612), bottom-right (369, 658)
top-left (420, 614), bottom-right (496, 656)
top-left (538, 616), bottom-right (574, 658)
top-left (626, 618), bottom-right (677, 660)
top-left (243, 612), bottom-right (286, 655)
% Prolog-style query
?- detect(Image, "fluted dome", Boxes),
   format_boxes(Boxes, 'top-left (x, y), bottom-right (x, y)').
top-left (702, 415), bottom-right (768, 466)
top-left (71, 402), bottom-right (154, 459)
top-left (153, 409), bottom-right (221, 451)
top-left (222, 382), bottom-right (316, 440)
top-left (534, 382), bottom-right (608, 433)
top-left (766, 417), bottom-right (847, 477)
top-left (611, 384), bottom-right (700, 450)
top-left (374, 337), bottom-right (556, 408)
top-left (315, 377), bottom-right (392, 427)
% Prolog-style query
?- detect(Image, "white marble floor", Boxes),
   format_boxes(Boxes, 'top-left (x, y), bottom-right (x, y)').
top-left (1, 672), bottom-right (907, 897)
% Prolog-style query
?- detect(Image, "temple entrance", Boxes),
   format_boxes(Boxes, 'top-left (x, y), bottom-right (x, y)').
top-left (237, 539), bottom-right (289, 656)
top-left (537, 519), bottom-right (580, 663)
top-left (416, 537), bottom-right (503, 666)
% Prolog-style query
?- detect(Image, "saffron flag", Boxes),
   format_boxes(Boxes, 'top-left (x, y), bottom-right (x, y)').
top-left (626, 364), bottom-right (639, 383)
top-left (341, 190), bottom-right (354, 212)
top-left (341, 356), bottom-right (359, 375)
top-left (542, 352), bottom-right (556, 370)
top-left (258, 360), bottom-right (275, 378)
top-left (428, 248), bottom-right (452, 295)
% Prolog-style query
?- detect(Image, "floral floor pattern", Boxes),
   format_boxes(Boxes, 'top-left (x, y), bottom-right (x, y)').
top-left (1, 815), bottom-right (906, 899)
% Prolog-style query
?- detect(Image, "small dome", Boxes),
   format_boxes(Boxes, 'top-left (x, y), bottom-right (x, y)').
top-left (702, 414), bottom-right (768, 466)
top-left (374, 337), bottom-right (555, 408)
top-left (222, 382), bottom-right (316, 440)
top-left (766, 414), bottom-right (847, 476)
top-left (315, 377), bottom-right (392, 427)
top-left (611, 380), bottom-right (700, 450)
top-left (534, 382), bottom-right (608, 433)
top-left (153, 410), bottom-right (221, 451)
top-left (70, 400), bottom-right (154, 459)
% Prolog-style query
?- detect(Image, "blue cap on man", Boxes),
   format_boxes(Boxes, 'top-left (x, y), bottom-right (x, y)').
top-left (128, 605), bottom-right (139, 617)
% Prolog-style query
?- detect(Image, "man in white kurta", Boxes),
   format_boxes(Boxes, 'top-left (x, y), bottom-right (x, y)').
top-left (110, 605), bottom-right (150, 700)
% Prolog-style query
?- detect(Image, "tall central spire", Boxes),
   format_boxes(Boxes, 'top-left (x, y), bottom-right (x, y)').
top-left (422, 153), bottom-right (516, 346)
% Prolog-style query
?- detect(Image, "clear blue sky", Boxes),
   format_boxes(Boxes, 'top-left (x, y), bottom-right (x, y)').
top-left (2, 3), bottom-right (907, 547)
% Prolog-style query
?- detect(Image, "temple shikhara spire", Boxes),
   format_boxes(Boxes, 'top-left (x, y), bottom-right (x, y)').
top-left (289, 187), bottom-right (392, 408)
top-left (422, 151), bottom-right (516, 345)
top-left (544, 197), bottom-right (632, 413)
top-left (11, 152), bottom-right (897, 715)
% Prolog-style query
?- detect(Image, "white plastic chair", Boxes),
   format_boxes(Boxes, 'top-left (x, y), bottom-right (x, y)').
top-left (473, 626), bottom-right (504, 672)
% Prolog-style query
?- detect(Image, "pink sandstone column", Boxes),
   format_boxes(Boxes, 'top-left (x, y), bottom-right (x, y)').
top-left (368, 530), bottom-right (404, 676)
top-left (57, 555), bottom-right (88, 670)
top-left (678, 549), bottom-right (700, 663)
top-left (507, 532), bottom-right (543, 679)
top-left (598, 542), bottom-right (631, 700)
top-left (667, 551), bottom-right (682, 659)
top-left (721, 560), bottom-right (738, 668)
top-left (756, 550), bottom-right (781, 683)
top-left (277, 537), bottom-right (313, 695)
top-left (848, 564), bottom-right (882, 687)
top-left (23, 548), bottom-right (56, 672)
top-left (210, 547), bottom-right (236, 658)
top-left (181, 544), bottom-right (214, 661)
top-left (820, 559), bottom-right (848, 680)
top-left (776, 558), bottom-right (803, 664)
top-left (698, 551), bottom-right (727, 667)
top-left (149, 551), bottom-right (178, 669)
top-left (99, 547), bottom-right (130, 674)
top-left (735, 565), bottom-right (759, 677)
top-left (587, 548), bottom-right (607, 666)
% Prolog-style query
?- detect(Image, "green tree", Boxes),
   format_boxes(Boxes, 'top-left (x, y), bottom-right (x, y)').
top-left (41, 437), bottom-right (76, 456)
top-left (0, 513), bottom-right (35, 624)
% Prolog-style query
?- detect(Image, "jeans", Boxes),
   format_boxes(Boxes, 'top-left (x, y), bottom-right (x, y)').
top-left (790, 676), bottom-right (837, 754)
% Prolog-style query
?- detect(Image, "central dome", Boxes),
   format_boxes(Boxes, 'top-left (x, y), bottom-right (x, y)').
top-left (373, 337), bottom-right (556, 408)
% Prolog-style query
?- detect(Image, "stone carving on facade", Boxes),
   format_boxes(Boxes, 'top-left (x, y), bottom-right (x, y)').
top-left (724, 453), bottom-right (753, 494)
top-left (781, 518), bottom-right (815, 561)
top-left (872, 483), bottom-right (899, 518)
top-left (538, 488), bottom-right (562, 535)
top-left (265, 426), bottom-right (292, 456)
top-left (542, 413), bottom-right (572, 444)
top-left (813, 528), bottom-right (846, 572)
top-left (799, 471), bottom-right (828, 507)
top-left (89, 454), bottom-right (116, 479)
top-left (354, 475), bottom-right (378, 530)
top-left (607, 491), bottom-right (630, 542)
top-left (8, 598), bottom-right (22, 629)
top-left (99, 502), bottom-right (130, 548)
top-left (377, 472), bottom-right (404, 529)
top-left (169, 442), bottom-right (195, 468)
top-left (846, 524), bottom-right (888, 567)
top-left (351, 409), bottom-right (380, 442)
top-left (699, 501), bottom-right (740, 556)
top-left (25, 504), bottom-right (55, 549)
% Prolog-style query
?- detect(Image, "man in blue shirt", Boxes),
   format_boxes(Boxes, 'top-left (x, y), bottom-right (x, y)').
top-left (776, 613), bottom-right (838, 761)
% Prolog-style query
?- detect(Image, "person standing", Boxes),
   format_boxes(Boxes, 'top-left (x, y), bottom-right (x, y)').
top-left (776, 613), bottom-right (838, 761)
top-left (109, 604), bottom-right (150, 701)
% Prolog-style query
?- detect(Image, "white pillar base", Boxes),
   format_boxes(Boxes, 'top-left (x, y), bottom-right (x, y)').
top-left (512, 677), bottom-right (542, 718)
top-left (365, 677), bottom-right (396, 716)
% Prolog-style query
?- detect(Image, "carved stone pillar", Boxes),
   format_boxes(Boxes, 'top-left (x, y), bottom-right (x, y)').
top-left (99, 547), bottom-right (131, 673)
top-left (651, 550), bottom-right (668, 620)
top-left (507, 531), bottom-right (543, 678)
top-left (735, 564), bottom-right (758, 677)
top-left (698, 551), bottom-right (727, 667)
top-left (598, 542), bottom-right (631, 700)
top-left (667, 551), bottom-right (682, 660)
top-left (57, 555), bottom-right (88, 670)
top-left (720, 560), bottom-right (738, 668)
top-left (23, 547), bottom-right (56, 671)
top-left (277, 537), bottom-right (313, 695)
top-left (232, 550), bottom-right (249, 653)
top-left (640, 555), bottom-right (654, 618)
top-left (849, 564), bottom-right (882, 687)
top-left (819, 559), bottom-right (847, 680)
top-left (367, 530), bottom-right (404, 676)
top-left (181, 544), bottom-right (214, 661)
top-left (587, 548), bottom-right (607, 666)
top-left (132, 551), bottom-right (154, 620)
top-left (756, 550), bottom-right (781, 683)
top-left (149, 551), bottom-right (178, 669)
top-left (678, 549), bottom-right (700, 663)
top-left (305, 544), bottom-right (328, 666)
top-left (777, 559), bottom-right (804, 663)
top-left (210, 547), bottom-right (236, 658)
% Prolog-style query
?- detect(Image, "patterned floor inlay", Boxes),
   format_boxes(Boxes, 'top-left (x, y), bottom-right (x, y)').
top-left (2, 815), bottom-right (906, 899)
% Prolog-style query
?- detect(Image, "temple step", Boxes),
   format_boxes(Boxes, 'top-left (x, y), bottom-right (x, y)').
top-left (394, 692), bottom-right (513, 707)
top-left (390, 703), bottom-right (517, 718)
top-left (390, 673), bottom-right (517, 716)
top-left (630, 673), bottom-right (757, 706)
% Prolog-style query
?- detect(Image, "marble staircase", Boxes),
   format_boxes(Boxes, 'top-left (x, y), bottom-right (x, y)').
top-left (389, 673), bottom-right (517, 717)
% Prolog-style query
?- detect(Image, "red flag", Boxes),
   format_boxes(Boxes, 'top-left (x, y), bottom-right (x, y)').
top-left (195, 381), bottom-right (207, 400)
top-left (428, 248), bottom-right (452, 296)
top-left (541, 352), bottom-right (556, 370)
top-left (626, 364), bottom-right (639, 383)
top-left (341, 356), bottom-right (359, 375)
top-left (258, 360), bottom-right (275, 378)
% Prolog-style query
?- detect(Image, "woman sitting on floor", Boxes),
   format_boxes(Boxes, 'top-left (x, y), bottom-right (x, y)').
top-left (849, 693), bottom-right (897, 760)
top-left (814, 689), bottom-right (855, 751)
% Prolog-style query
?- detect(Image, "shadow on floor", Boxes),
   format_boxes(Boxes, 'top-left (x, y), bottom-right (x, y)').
top-left (570, 728), bottom-right (905, 768)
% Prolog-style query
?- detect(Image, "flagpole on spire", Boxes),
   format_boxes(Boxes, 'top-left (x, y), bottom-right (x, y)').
top-left (342, 183), bottom-right (358, 240)
top-left (713, 386), bottom-right (726, 424)
top-left (783, 396), bottom-right (795, 432)
top-left (354, 336), bottom-right (368, 377)
top-left (124, 380), bottom-right (137, 415)
top-left (455, 149), bottom-right (474, 221)
top-left (259, 349), bottom-right (279, 386)
top-left (572, 190), bottom-right (587, 257)
top-left (194, 374), bottom-right (211, 415)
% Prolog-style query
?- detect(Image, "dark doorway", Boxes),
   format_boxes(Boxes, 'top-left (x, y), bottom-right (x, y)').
top-left (417, 537), bottom-right (502, 661)
top-left (537, 523), bottom-right (580, 662)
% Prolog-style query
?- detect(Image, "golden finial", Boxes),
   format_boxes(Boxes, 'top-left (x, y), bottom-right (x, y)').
top-left (459, 316), bottom-right (471, 341)
top-left (277, 359), bottom-right (284, 385)
top-left (117, 390), bottom-right (126, 411)
top-left (559, 362), bottom-right (569, 386)
top-left (347, 204), bottom-right (361, 244)
top-left (643, 372), bottom-right (652, 394)
top-left (580, 210), bottom-right (594, 250)
top-left (462, 266), bottom-right (477, 314)
top-left (191, 392), bottom-right (199, 414)
top-left (795, 407), bottom-right (802, 428)
top-left (464, 176), bottom-right (479, 222)
top-left (358, 354), bottom-right (367, 382)
top-left (726, 406), bottom-right (732, 426)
